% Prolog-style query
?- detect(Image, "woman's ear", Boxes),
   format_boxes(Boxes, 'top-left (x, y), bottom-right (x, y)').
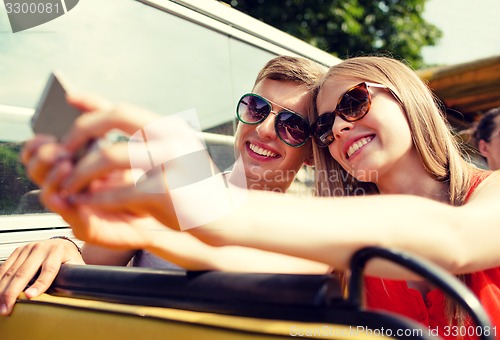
top-left (478, 139), bottom-right (490, 158)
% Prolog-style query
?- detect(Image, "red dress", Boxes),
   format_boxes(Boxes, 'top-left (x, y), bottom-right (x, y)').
top-left (364, 172), bottom-right (499, 339)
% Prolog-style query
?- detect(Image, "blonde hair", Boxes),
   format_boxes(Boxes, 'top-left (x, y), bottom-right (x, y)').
top-left (310, 56), bottom-right (485, 327)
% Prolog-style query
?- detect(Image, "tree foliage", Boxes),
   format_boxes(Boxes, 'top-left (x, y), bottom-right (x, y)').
top-left (222, 0), bottom-right (442, 69)
top-left (0, 143), bottom-right (38, 214)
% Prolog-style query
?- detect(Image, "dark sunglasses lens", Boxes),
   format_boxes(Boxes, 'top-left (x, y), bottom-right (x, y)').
top-left (276, 112), bottom-right (310, 146)
top-left (237, 95), bottom-right (270, 124)
top-left (338, 85), bottom-right (370, 121)
top-left (312, 113), bottom-right (335, 147)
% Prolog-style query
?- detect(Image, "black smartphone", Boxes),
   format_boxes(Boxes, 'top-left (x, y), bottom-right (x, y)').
top-left (31, 72), bottom-right (81, 140)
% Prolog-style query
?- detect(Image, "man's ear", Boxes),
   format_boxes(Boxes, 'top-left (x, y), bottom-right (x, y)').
top-left (479, 139), bottom-right (490, 158)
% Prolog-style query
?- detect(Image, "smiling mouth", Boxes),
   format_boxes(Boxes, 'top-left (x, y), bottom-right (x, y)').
top-left (248, 142), bottom-right (279, 158)
top-left (346, 136), bottom-right (374, 159)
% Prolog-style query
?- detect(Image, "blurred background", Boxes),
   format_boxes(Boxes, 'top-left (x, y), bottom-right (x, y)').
top-left (220, 0), bottom-right (499, 67)
top-left (422, 0), bottom-right (499, 66)
top-left (221, 0), bottom-right (500, 158)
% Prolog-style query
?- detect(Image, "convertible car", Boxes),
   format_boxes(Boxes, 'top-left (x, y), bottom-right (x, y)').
top-left (0, 1), bottom-right (494, 339)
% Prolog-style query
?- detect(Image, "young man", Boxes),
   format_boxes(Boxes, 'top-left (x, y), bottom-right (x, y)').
top-left (0, 56), bottom-right (328, 316)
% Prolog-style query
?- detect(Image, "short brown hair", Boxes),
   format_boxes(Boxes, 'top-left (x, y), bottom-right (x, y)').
top-left (254, 55), bottom-right (327, 90)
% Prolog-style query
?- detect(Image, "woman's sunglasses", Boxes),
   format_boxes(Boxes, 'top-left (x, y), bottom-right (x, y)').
top-left (311, 82), bottom-right (402, 148)
top-left (236, 93), bottom-right (311, 147)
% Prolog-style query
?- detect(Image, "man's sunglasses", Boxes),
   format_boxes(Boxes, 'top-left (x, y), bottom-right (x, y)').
top-left (311, 82), bottom-right (402, 148)
top-left (236, 93), bottom-right (310, 147)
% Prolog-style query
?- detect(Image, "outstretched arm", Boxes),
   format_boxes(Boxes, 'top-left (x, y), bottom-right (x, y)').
top-left (190, 172), bottom-right (500, 277)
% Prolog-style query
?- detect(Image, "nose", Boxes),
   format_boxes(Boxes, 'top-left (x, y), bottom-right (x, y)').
top-left (255, 111), bottom-right (277, 140)
top-left (332, 116), bottom-right (354, 140)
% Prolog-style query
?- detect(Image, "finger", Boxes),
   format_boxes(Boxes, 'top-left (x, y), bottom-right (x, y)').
top-left (40, 161), bottom-right (74, 212)
top-left (70, 183), bottom-right (158, 220)
top-left (64, 142), bottom-right (131, 194)
top-left (20, 134), bottom-right (57, 165)
top-left (66, 92), bottom-right (113, 113)
top-left (24, 142), bottom-right (71, 185)
top-left (0, 247), bottom-right (23, 281)
top-left (0, 246), bottom-right (35, 315)
top-left (62, 103), bottom-right (158, 153)
top-left (43, 159), bottom-right (73, 199)
top-left (40, 164), bottom-right (94, 232)
top-left (24, 246), bottom-right (68, 299)
top-left (71, 182), bottom-right (178, 229)
top-left (0, 248), bottom-right (24, 296)
top-left (61, 110), bottom-right (117, 155)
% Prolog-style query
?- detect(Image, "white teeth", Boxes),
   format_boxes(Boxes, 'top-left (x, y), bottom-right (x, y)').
top-left (347, 136), bottom-right (373, 158)
top-left (249, 143), bottom-right (277, 158)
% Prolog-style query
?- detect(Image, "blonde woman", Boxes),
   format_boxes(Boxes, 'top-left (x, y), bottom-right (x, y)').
top-left (309, 56), bottom-right (498, 338)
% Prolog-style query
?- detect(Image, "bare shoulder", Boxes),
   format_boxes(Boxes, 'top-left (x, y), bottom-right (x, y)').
top-left (467, 171), bottom-right (500, 204)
